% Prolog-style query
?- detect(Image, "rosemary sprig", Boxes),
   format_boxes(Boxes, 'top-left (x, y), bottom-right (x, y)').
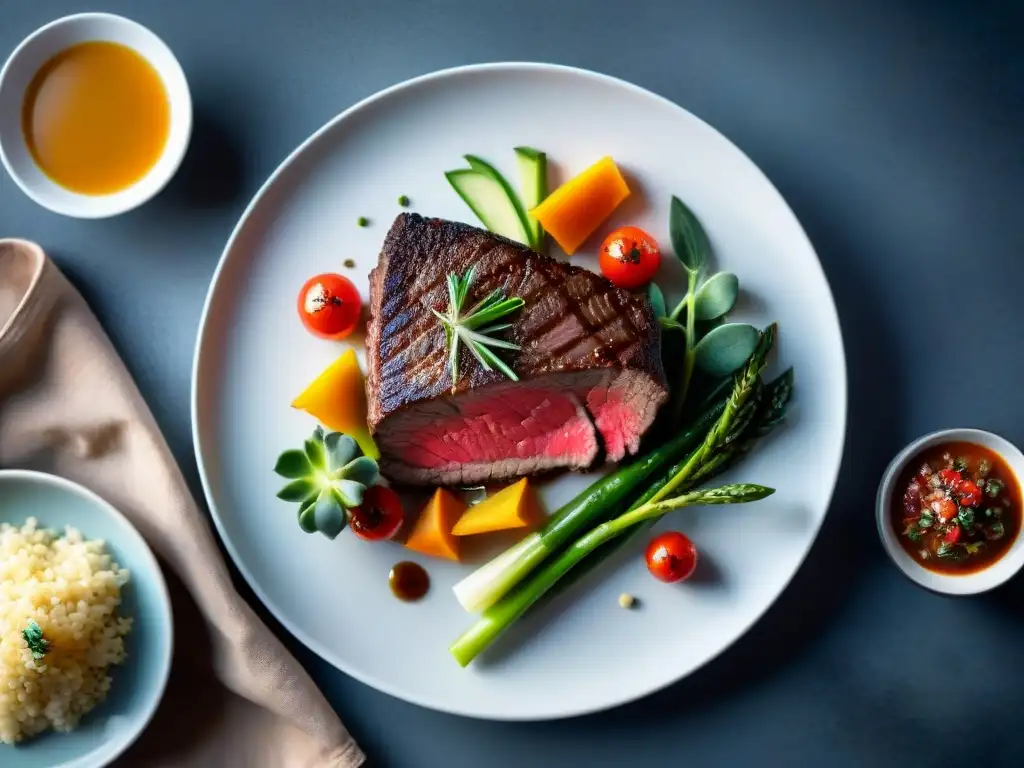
top-left (431, 266), bottom-right (524, 390)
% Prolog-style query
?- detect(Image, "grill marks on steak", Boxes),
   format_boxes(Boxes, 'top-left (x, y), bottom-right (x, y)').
top-left (365, 213), bottom-right (668, 486)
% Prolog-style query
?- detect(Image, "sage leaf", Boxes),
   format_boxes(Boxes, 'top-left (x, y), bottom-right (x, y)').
top-left (274, 449), bottom-right (311, 479)
top-left (325, 432), bottom-right (359, 472)
top-left (277, 478), bottom-right (315, 502)
top-left (694, 271), bottom-right (739, 321)
top-left (692, 323), bottom-right (759, 377)
top-left (669, 195), bottom-right (710, 276)
top-left (647, 283), bottom-right (667, 319)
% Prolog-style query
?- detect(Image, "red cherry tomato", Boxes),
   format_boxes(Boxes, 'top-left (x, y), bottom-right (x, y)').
top-left (297, 273), bottom-right (362, 340)
top-left (937, 468), bottom-right (961, 488)
top-left (931, 497), bottom-right (958, 523)
top-left (645, 531), bottom-right (698, 583)
top-left (349, 486), bottom-right (404, 541)
top-left (956, 480), bottom-right (982, 508)
top-left (944, 525), bottom-right (962, 543)
top-left (599, 226), bottom-right (661, 290)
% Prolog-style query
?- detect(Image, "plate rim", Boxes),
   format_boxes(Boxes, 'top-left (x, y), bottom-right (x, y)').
top-left (190, 61), bottom-right (848, 720)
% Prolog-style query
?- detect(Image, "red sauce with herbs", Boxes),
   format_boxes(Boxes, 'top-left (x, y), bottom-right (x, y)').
top-left (892, 441), bottom-right (1021, 574)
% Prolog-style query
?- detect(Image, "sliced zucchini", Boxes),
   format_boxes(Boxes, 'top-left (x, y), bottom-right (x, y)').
top-left (513, 146), bottom-right (547, 249)
top-left (462, 155), bottom-right (533, 246)
top-left (445, 168), bottom-right (532, 246)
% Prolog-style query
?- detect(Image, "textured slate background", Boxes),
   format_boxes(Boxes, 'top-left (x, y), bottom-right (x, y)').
top-left (2, 1), bottom-right (1022, 766)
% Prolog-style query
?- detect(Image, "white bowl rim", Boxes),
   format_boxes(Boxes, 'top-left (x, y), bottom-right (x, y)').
top-left (0, 12), bottom-right (193, 219)
top-left (875, 428), bottom-right (1024, 596)
top-left (0, 468), bottom-right (174, 767)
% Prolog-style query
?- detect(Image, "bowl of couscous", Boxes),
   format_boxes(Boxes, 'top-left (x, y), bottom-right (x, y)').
top-left (0, 470), bottom-right (172, 768)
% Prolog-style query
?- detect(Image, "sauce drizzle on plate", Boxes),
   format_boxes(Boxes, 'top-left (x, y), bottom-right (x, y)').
top-left (389, 561), bottom-right (429, 601)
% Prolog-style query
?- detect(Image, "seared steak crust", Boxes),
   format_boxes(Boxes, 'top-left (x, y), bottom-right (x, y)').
top-left (365, 213), bottom-right (668, 485)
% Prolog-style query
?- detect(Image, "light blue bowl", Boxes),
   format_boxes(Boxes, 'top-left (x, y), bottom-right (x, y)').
top-left (0, 470), bottom-right (173, 768)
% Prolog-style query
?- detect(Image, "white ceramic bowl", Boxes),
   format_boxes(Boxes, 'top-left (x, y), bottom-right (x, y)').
top-left (876, 428), bottom-right (1024, 595)
top-left (0, 13), bottom-right (191, 218)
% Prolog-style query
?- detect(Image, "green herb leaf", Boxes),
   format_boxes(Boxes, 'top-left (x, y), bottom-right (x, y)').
top-left (958, 507), bottom-right (975, 528)
top-left (669, 195), bottom-right (710, 275)
top-left (986, 479), bottom-right (1005, 498)
top-left (978, 459), bottom-right (991, 477)
top-left (905, 527), bottom-right (922, 542)
top-left (692, 323), bottom-right (760, 377)
top-left (937, 541), bottom-right (964, 560)
top-left (965, 541), bottom-right (985, 555)
top-left (953, 456), bottom-right (968, 472)
top-left (918, 511), bottom-right (935, 529)
top-left (694, 271), bottom-right (739, 321)
top-left (22, 620), bottom-right (49, 660)
top-left (984, 507), bottom-right (1002, 519)
top-left (277, 478), bottom-right (316, 502)
top-left (647, 283), bottom-right (667, 319)
top-left (987, 522), bottom-right (1005, 540)
top-left (273, 449), bottom-right (311, 479)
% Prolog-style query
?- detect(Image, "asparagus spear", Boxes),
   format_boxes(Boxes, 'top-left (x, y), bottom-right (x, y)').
top-left (449, 329), bottom-right (779, 666)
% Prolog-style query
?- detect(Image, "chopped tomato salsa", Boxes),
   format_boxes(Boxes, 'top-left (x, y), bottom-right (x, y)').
top-left (892, 441), bottom-right (1020, 574)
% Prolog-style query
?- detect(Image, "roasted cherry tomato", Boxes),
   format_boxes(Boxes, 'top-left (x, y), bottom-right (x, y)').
top-left (956, 479), bottom-right (983, 508)
top-left (932, 497), bottom-right (958, 523)
top-left (599, 226), bottom-right (661, 290)
top-left (645, 531), bottom-right (698, 583)
top-left (297, 273), bottom-right (362, 340)
top-left (349, 486), bottom-right (404, 541)
top-left (944, 525), bottom-right (963, 544)
top-left (937, 468), bottom-right (962, 488)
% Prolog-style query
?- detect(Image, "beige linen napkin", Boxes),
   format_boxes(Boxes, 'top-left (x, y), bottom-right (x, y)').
top-left (0, 239), bottom-right (365, 768)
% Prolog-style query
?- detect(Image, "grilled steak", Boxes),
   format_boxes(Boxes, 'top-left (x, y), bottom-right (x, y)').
top-left (366, 213), bottom-right (668, 486)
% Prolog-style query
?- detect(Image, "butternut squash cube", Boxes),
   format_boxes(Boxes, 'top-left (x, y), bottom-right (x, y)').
top-left (529, 156), bottom-right (630, 255)
top-left (292, 348), bottom-right (379, 460)
top-left (452, 479), bottom-right (544, 536)
top-left (405, 488), bottom-right (466, 561)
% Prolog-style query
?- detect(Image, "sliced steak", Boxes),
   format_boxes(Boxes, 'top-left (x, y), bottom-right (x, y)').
top-left (366, 213), bottom-right (668, 486)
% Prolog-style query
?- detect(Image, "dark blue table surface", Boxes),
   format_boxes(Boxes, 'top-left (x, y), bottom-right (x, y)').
top-left (3, 1), bottom-right (1023, 766)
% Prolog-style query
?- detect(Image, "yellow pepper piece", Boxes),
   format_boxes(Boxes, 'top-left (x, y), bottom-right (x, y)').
top-left (405, 488), bottom-right (465, 561)
top-left (529, 156), bottom-right (630, 255)
top-left (452, 479), bottom-right (544, 536)
top-left (291, 348), bottom-right (379, 460)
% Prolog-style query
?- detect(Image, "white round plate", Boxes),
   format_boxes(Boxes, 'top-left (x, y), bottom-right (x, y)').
top-left (192, 63), bottom-right (847, 720)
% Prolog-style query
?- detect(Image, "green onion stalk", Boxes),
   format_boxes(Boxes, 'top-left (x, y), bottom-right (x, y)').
top-left (449, 327), bottom-right (779, 666)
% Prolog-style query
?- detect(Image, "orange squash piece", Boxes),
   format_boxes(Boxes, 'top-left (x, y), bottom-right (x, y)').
top-left (291, 348), bottom-right (380, 459)
top-left (452, 479), bottom-right (544, 536)
top-left (405, 488), bottom-right (466, 561)
top-left (529, 156), bottom-right (630, 255)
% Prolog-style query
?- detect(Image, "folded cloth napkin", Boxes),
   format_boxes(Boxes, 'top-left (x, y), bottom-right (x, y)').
top-left (0, 239), bottom-right (364, 768)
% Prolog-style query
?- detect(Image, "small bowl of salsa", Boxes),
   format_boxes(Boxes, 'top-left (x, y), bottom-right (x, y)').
top-left (877, 429), bottom-right (1024, 595)
top-left (0, 13), bottom-right (191, 218)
